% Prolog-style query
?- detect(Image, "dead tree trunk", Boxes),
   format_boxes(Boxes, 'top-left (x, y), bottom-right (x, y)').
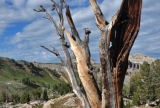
top-left (34, 0), bottom-right (142, 107)
top-left (33, 1), bottom-right (90, 107)
top-left (90, 0), bottom-right (142, 107)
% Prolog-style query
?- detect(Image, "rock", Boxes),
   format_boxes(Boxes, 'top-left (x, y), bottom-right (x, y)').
top-left (129, 53), bottom-right (156, 64)
top-left (63, 97), bottom-right (77, 107)
top-left (145, 103), bottom-right (149, 107)
top-left (32, 62), bottom-right (65, 72)
top-left (149, 101), bottom-right (157, 107)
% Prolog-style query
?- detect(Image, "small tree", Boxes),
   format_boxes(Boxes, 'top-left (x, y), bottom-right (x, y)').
top-left (31, 88), bottom-right (42, 100)
top-left (34, 0), bottom-right (142, 107)
top-left (20, 92), bottom-right (30, 103)
top-left (0, 91), bottom-right (7, 102)
top-left (43, 89), bottom-right (48, 101)
top-left (132, 92), bottom-right (139, 106)
top-left (13, 93), bottom-right (20, 103)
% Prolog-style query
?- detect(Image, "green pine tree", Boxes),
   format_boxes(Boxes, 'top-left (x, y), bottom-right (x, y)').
top-left (0, 91), bottom-right (7, 102)
top-left (20, 92), bottom-right (30, 103)
top-left (43, 89), bottom-right (48, 101)
top-left (130, 60), bottom-right (160, 103)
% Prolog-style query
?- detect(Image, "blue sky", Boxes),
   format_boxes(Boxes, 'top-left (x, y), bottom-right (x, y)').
top-left (0, 0), bottom-right (160, 63)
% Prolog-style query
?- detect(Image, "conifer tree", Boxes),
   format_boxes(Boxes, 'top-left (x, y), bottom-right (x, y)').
top-left (43, 89), bottom-right (48, 101)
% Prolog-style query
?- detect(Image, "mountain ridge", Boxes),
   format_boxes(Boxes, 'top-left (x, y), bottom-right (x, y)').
top-left (0, 56), bottom-right (69, 96)
top-left (129, 53), bottom-right (157, 64)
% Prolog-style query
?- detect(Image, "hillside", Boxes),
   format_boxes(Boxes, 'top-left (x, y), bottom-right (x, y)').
top-left (0, 57), bottom-right (69, 96)
top-left (0, 53), bottom-right (157, 89)
top-left (0, 53), bottom-right (158, 107)
top-left (31, 53), bottom-right (157, 75)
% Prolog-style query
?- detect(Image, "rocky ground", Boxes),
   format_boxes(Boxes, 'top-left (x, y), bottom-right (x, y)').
top-left (2, 93), bottom-right (159, 108)
top-left (5, 93), bottom-right (82, 108)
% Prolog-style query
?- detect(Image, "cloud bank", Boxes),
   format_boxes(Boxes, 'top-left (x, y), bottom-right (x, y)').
top-left (0, 0), bottom-right (160, 63)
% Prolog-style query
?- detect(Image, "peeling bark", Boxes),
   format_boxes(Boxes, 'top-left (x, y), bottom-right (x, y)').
top-left (62, 26), bottom-right (101, 108)
top-left (63, 3), bottom-right (101, 107)
top-left (90, 0), bottom-right (142, 107)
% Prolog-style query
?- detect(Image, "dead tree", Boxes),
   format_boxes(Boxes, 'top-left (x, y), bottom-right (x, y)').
top-left (34, 0), bottom-right (142, 108)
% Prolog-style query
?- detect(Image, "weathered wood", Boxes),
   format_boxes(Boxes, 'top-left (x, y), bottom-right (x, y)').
top-left (34, 0), bottom-right (142, 107)
top-left (64, 1), bottom-right (81, 44)
top-left (90, 0), bottom-right (142, 107)
top-left (62, 2), bottom-right (102, 107)
top-left (34, 1), bottom-right (90, 107)
top-left (62, 26), bottom-right (101, 108)
top-left (111, 1), bottom-right (142, 108)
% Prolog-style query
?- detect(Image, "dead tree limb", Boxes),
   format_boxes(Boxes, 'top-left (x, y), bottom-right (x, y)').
top-left (34, 1), bottom-right (90, 107)
top-left (90, 0), bottom-right (142, 108)
top-left (41, 45), bottom-right (64, 65)
top-left (64, 1), bottom-right (81, 44)
top-left (61, 25), bottom-right (101, 108)
top-left (62, 1), bottom-right (102, 107)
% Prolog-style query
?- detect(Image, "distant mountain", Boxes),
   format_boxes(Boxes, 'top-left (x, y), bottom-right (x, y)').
top-left (127, 53), bottom-right (157, 74)
top-left (124, 53), bottom-right (157, 85)
top-left (0, 53), bottom-right (157, 91)
top-left (0, 57), bottom-right (69, 95)
top-left (129, 53), bottom-right (156, 64)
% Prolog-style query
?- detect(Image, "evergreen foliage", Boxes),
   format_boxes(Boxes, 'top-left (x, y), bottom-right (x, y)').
top-left (20, 92), bottom-right (30, 103)
top-left (13, 94), bottom-right (20, 103)
top-left (0, 91), bottom-right (7, 102)
top-left (22, 77), bottom-right (31, 85)
top-left (52, 83), bottom-right (72, 95)
top-left (130, 60), bottom-right (160, 104)
top-left (123, 85), bottom-right (130, 98)
top-left (132, 92), bottom-right (139, 105)
top-left (43, 89), bottom-right (48, 101)
top-left (31, 88), bottom-right (42, 100)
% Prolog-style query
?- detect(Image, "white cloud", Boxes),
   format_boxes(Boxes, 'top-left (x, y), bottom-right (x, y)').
top-left (13, 0), bottom-right (25, 8)
top-left (0, 0), bottom-right (160, 63)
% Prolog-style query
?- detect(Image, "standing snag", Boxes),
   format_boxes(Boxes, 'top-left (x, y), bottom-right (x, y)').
top-left (90, 0), bottom-right (142, 107)
top-left (34, 0), bottom-right (142, 108)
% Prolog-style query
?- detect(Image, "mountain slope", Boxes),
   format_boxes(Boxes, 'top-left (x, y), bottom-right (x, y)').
top-left (0, 57), bottom-right (69, 95)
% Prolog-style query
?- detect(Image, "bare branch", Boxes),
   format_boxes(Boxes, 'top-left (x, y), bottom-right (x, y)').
top-left (50, 4), bottom-right (56, 11)
top-left (43, 17), bottom-right (51, 21)
top-left (84, 28), bottom-right (91, 45)
top-left (41, 45), bottom-right (58, 56)
top-left (50, 44), bottom-right (58, 53)
top-left (51, 0), bottom-right (59, 7)
top-left (41, 45), bottom-right (64, 64)
top-left (50, 0), bottom-right (63, 22)
top-left (63, 0), bottom-right (67, 5)
top-left (89, 0), bottom-right (108, 28)
top-left (63, 1), bottom-right (81, 43)
top-left (33, 5), bottom-right (46, 12)
top-left (40, 5), bottom-right (46, 11)
top-left (58, 0), bottom-right (64, 25)
top-left (45, 10), bottom-right (61, 36)
top-left (34, 5), bottom-right (60, 36)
